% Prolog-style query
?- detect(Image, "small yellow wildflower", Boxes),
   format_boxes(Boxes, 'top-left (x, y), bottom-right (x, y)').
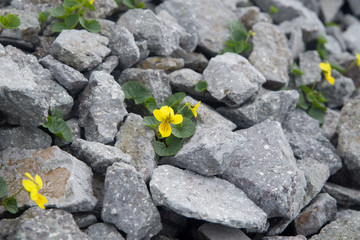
top-left (319, 62), bottom-right (335, 85)
top-left (89, 0), bottom-right (95, 4)
top-left (190, 101), bottom-right (201, 118)
top-left (153, 106), bottom-right (183, 138)
top-left (22, 172), bottom-right (47, 209)
top-left (356, 53), bottom-right (360, 69)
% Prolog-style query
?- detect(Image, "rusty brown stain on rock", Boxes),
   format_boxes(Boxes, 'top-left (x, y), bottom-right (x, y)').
top-left (42, 167), bottom-right (70, 198)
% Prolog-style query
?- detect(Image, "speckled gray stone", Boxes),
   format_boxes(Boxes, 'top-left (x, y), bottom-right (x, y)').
top-left (71, 138), bottom-right (131, 176)
top-left (85, 223), bottom-right (125, 240)
top-left (322, 182), bottom-right (360, 208)
top-left (249, 22), bottom-right (292, 89)
top-left (93, 55), bottom-right (119, 74)
top-left (0, 207), bottom-right (92, 240)
top-left (50, 30), bottom-right (111, 71)
top-left (263, 236), bottom-right (306, 240)
top-left (137, 56), bottom-right (184, 73)
top-left (217, 90), bottom-right (299, 128)
top-left (73, 213), bottom-right (97, 229)
top-left (222, 120), bottom-right (306, 219)
top-left (198, 223), bottom-right (251, 240)
top-left (78, 71), bottom-right (128, 144)
top-left (170, 48), bottom-right (209, 73)
top-left (343, 23), bottom-right (360, 54)
top-left (348, 0), bottom-right (360, 16)
top-left (54, 118), bottom-right (81, 147)
top-left (0, 126), bottom-right (51, 151)
top-left (322, 108), bottom-right (341, 140)
top-left (288, 29), bottom-right (305, 59)
top-left (295, 51), bottom-right (322, 87)
top-left (203, 53), bottom-right (266, 107)
top-left (101, 162), bottom-right (162, 240)
top-left (150, 165), bottom-right (268, 232)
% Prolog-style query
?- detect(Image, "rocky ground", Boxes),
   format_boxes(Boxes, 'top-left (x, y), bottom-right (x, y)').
top-left (0, 0), bottom-right (360, 239)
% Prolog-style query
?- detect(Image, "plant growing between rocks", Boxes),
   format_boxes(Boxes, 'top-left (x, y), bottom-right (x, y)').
top-left (0, 13), bottom-right (20, 34)
top-left (42, 109), bottom-right (73, 143)
top-left (222, 20), bottom-right (254, 55)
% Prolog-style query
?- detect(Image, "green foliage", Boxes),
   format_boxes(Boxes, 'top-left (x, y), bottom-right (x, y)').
top-left (0, 176), bottom-right (7, 199)
top-left (330, 62), bottom-right (345, 74)
top-left (269, 5), bottom-right (278, 14)
top-left (4, 197), bottom-right (18, 214)
top-left (43, 109), bottom-right (73, 143)
top-left (122, 0), bottom-right (145, 9)
top-left (297, 85), bottom-right (328, 123)
top-left (122, 81), bottom-right (153, 105)
top-left (143, 116), bottom-right (160, 129)
top-left (290, 62), bottom-right (305, 76)
top-left (0, 176), bottom-right (19, 214)
top-left (79, 16), bottom-right (101, 33)
top-left (0, 14), bottom-right (21, 30)
top-left (325, 22), bottom-right (340, 28)
top-left (194, 81), bottom-right (208, 92)
top-left (222, 20), bottom-right (253, 55)
top-left (317, 35), bottom-right (328, 60)
top-left (39, 12), bottom-right (50, 23)
top-left (171, 118), bottom-right (196, 138)
top-left (159, 92), bottom-right (186, 108)
top-left (153, 135), bottom-right (182, 156)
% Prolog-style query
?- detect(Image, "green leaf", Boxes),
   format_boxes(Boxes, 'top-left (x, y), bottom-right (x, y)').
top-left (195, 81), bottom-right (208, 92)
top-left (79, 17), bottom-right (101, 33)
top-left (137, 2), bottom-right (145, 8)
top-left (143, 116), bottom-right (160, 129)
top-left (51, 22), bottom-right (68, 32)
top-left (306, 92), bottom-right (316, 103)
top-left (114, 0), bottom-right (120, 6)
top-left (231, 30), bottom-right (247, 42)
top-left (243, 41), bottom-right (252, 52)
top-left (330, 62), bottom-right (345, 74)
top-left (233, 42), bottom-right (244, 54)
top-left (290, 62), bottom-right (305, 76)
top-left (0, 176), bottom-right (8, 199)
top-left (144, 97), bottom-right (158, 113)
top-left (153, 135), bottom-right (182, 156)
top-left (171, 118), bottom-right (196, 138)
top-left (222, 45), bottom-right (234, 54)
top-left (308, 105), bottom-right (326, 124)
top-left (317, 93), bottom-right (328, 103)
top-left (299, 85), bottom-right (312, 94)
top-left (317, 35), bottom-right (328, 60)
top-left (38, 11), bottom-right (50, 23)
top-left (297, 92), bottom-right (309, 111)
top-left (63, 0), bottom-right (80, 10)
top-left (123, 0), bottom-right (138, 8)
top-left (159, 92), bottom-right (186, 108)
top-left (325, 22), bottom-right (340, 28)
top-left (0, 14), bottom-right (21, 29)
top-left (64, 13), bottom-right (79, 29)
top-left (4, 197), bottom-right (18, 214)
top-left (50, 5), bottom-right (66, 19)
top-left (121, 81), bottom-right (153, 104)
top-left (269, 5), bottom-right (278, 14)
top-left (82, 0), bottom-right (96, 11)
top-left (317, 35), bottom-right (328, 44)
top-left (229, 20), bottom-right (247, 33)
top-left (43, 109), bottom-right (73, 143)
top-left (312, 99), bottom-right (327, 111)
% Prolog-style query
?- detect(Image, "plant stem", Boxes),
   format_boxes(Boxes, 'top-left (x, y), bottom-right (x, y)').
top-left (311, 76), bottom-right (320, 91)
top-left (0, 187), bottom-right (23, 205)
top-left (176, 103), bottom-right (189, 115)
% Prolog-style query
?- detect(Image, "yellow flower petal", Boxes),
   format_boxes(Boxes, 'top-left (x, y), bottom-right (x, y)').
top-left (319, 62), bottom-right (331, 74)
top-left (22, 179), bottom-right (37, 193)
top-left (25, 172), bottom-right (35, 182)
top-left (89, 0), bottom-right (94, 4)
top-left (35, 194), bottom-right (47, 209)
top-left (190, 101), bottom-right (201, 118)
top-left (170, 114), bottom-right (183, 125)
top-left (35, 174), bottom-right (43, 189)
top-left (325, 73), bottom-right (335, 85)
top-left (153, 109), bottom-right (166, 122)
top-left (30, 188), bottom-right (39, 201)
top-left (160, 106), bottom-right (172, 118)
top-left (159, 121), bottom-right (171, 138)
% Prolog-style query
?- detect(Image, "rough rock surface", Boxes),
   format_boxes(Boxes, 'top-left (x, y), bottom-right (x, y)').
top-left (198, 223), bottom-right (251, 240)
top-left (296, 51), bottom-right (321, 87)
top-left (85, 223), bottom-right (125, 240)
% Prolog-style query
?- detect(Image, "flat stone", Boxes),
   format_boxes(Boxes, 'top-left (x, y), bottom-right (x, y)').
top-left (117, 9), bottom-right (180, 56)
top-left (71, 138), bottom-right (132, 176)
top-left (295, 193), bottom-right (337, 236)
top-left (343, 23), bottom-right (360, 54)
top-left (93, 55), bottom-right (119, 74)
top-left (288, 29), bottom-right (305, 60)
top-left (171, 48), bottom-right (209, 73)
top-left (322, 108), bottom-right (341, 140)
top-left (319, 0), bottom-right (344, 23)
top-left (217, 90), bottom-right (299, 128)
top-left (0, 146), bottom-right (97, 213)
top-left (137, 56), bottom-right (184, 73)
top-left (85, 223), bottom-right (125, 240)
top-left (326, 26), bottom-right (347, 52)
top-left (296, 51), bottom-right (322, 87)
top-left (150, 165), bottom-right (268, 232)
top-left (73, 213), bottom-right (97, 229)
top-left (0, 125), bottom-right (51, 151)
top-left (50, 30), bottom-right (111, 71)
top-left (198, 223), bottom-right (251, 240)
top-left (39, 55), bottom-right (88, 96)
top-left (322, 182), bottom-right (360, 208)
top-left (101, 162), bottom-right (162, 240)
top-left (115, 113), bottom-right (157, 182)
top-left (78, 71), bottom-right (127, 144)
top-left (249, 22), bottom-right (292, 89)
top-left (222, 120), bottom-right (306, 219)
top-left (86, 0), bottom-right (118, 18)
top-left (0, 207), bottom-right (91, 240)
top-left (263, 236), bottom-right (307, 240)
top-left (203, 52), bottom-right (266, 107)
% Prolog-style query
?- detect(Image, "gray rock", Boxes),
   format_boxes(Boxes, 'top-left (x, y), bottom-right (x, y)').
top-left (309, 210), bottom-right (360, 239)
top-left (297, 0), bottom-right (320, 14)
top-left (343, 23), bottom-right (360, 54)
top-left (54, 118), bottom-right (81, 147)
top-left (93, 55), bottom-right (119, 74)
top-left (287, 29), bottom-right (305, 60)
top-left (137, 56), bottom-right (184, 73)
top-left (319, 0), bottom-right (344, 23)
top-left (0, 146), bottom-right (97, 213)
top-left (249, 22), bottom-right (292, 89)
top-left (171, 48), bottom-right (209, 73)
top-left (296, 51), bottom-right (322, 87)
top-left (198, 223), bottom-right (251, 240)
top-left (203, 52), bottom-right (266, 107)
top-left (117, 9), bottom-right (180, 56)
top-left (0, 207), bottom-right (91, 240)
top-left (86, 0), bottom-right (118, 18)
top-left (221, 120), bottom-right (306, 219)
top-left (322, 108), bottom-right (341, 140)
top-left (71, 138), bottom-right (131, 176)
top-left (78, 71), bottom-right (127, 144)
top-left (217, 90), bottom-right (299, 128)
top-left (101, 162), bottom-right (162, 240)
top-left (322, 182), bottom-right (360, 208)
top-left (0, 9), bottom-right (40, 49)
top-left (0, 43), bottom-right (5, 56)
top-left (324, 35), bottom-right (343, 56)
top-left (50, 30), bottom-right (111, 71)
top-left (263, 236), bottom-right (307, 240)
top-left (161, 124), bottom-right (244, 176)
top-left (85, 223), bottom-right (125, 240)
top-left (156, 0), bottom-right (237, 55)
top-left (118, 68), bottom-right (171, 104)
top-left (326, 26), bottom-right (347, 52)
top-left (150, 165), bottom-right (268, 232)
top-left (235, 6), bottom-right (270, 30)
top-left (39, 55), bottom-right (88, 96)
top-left (0, 126), bottom-right (51, 151)
top-left (73, 213), bottom-right (97, 229)
top-left (347, 0), bottom-right (360, 16)
top-left (115, 113), bottom-right (157, 182)
top-left (136, 40), bottom-right (150, 62)
top-left (295, 193), bottom-right (337, 236)
top-left (282, 109), bottom-right (342, 175)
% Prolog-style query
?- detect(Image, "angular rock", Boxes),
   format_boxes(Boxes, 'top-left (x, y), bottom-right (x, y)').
top-left (234, 6), bottom-right (269, 29)
top-left (0, 207), bottom-right (91, 240)
top-left (86, 0), bottom-right (118, 18)
top-left (282, 109), bottom-right (342, 175)
top-left (150, 165), bottom-right (268, 232)
top-left (249, 22), bottom-right (292, 89)
top-left (93, 55), bottom-right (119, 74)
top-left (310, 210), bottom-right (360, 239)
top-left (171, 48), bottom-right (209, 73)
top-left (137, 56), bottom-right (184, 73)
top-left (118, 68), bottom-right (171, 104)
top-left (85, 223), bottom-right (125, 240)
top-left (0, 125), bottom-right (51, 151)
top-left (217, 90), bottom-right (299, 128)
top-left (322, 108), bottom-right (340, 140)
top-left (322, 182), bottom-right (360, 208)
top-left (222, 120), bottom-right (306, 219)
top-left (0, 146), bottom-right (97, 212)
top-left (319, 0), bottom-right (344, 23)
top-left (263, 236), bottom-right (306, 240)
top-left (156, 0), bottom-right (238, 55)
top-left (54, 118), bottom-right (81, 147)
top-left (101, 162), bottom-right (162, 240)
top-left (324, 34), bottom-right (342, 56)
top-left (326, 26), bottom-right (347, 52)
top-left (39, 55), bottom-right (88, 96)
top-left (198, 223), bottom-right (251, 240)
top-left (288, 29), bottom-right (305, 60)
top-left (295, 193), bottom-right (337, 236)
top-left (71, 138), bottom-right (131, 176)
top-left (296, 51), bottom-right (321, 87)
top-left (343, 23), bottom-right (360, 54)
top-left (347, 0), bottom-right (360, 16)
top-left (50, 30), bottom-right (111, 71)
top-left (161, 124), bottom-right (244, 176)
top-left (203, 52), bottom-right (266, 107)
top-left (78, 71), bottom-right (127, 144)
top-left (73, 213), bottom-right (97, 229)
top-left (136, 40), bottom-right (150, 62)
top-left (115, 113), bottom-right (157, 182)
top-left (117, 9), bottom-right (180, 56)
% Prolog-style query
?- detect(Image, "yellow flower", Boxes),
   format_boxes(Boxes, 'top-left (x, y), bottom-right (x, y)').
top-left (89, 0), bottom-right (94, 4)
top-left (190, 101), bottom-right (201, 118)
top-left (153, 106), bottom-right (183, 138)
top-left (22, 172), bottom-right (47, 209)
top-left (356, 53), bottom-right (360, 69)
top-left (319, 62), bottom-right (335, 85)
